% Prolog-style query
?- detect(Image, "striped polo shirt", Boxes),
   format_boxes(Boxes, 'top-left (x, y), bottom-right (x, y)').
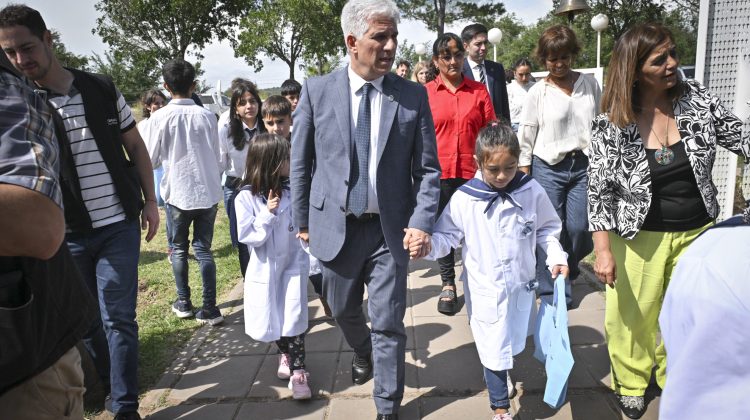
top-left (48, 86), bottom-right (136, 228)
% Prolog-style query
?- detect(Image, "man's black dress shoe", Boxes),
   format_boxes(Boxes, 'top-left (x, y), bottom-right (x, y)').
top-left (351, 352), bottom-right (373, 385)
top-left (376, 414), bottom-right (398, 420)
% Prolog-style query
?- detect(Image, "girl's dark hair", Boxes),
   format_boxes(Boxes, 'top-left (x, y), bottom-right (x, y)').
top-left (513, 58), bottom-right (533, 70)
top-left (141, 88), bottom-right (167, 119)
top-left (229, 79), bottom-right (265, 150)
top-left (474, 122), bottom-right (520, 164)
top-left (239, 133), bottom-right (290, 198)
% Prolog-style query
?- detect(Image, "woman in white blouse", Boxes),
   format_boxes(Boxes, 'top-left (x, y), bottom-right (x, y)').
top-left (518, 25), bottom-right (601, 307)
top-left (218, 79), bottom-right (266, 276)
top-left (507, 58), bottom-right (535, 132)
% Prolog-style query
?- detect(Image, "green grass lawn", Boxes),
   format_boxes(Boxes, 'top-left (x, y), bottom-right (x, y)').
top-left (136, 203), bottom-right (241, 390)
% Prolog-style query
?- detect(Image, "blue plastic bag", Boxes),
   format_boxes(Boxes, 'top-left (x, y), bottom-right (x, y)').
top-left (533, 274), bottom-right (574, 409)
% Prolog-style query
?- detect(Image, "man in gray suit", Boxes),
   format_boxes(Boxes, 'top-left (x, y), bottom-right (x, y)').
top-left (290, 1), bottom-right (440, 418)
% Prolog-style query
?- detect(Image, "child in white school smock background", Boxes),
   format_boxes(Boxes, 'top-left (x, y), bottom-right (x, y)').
top-left (409, 123), bottom-right (569, 420)
top-left (234, 133), bottom-right (312, 400)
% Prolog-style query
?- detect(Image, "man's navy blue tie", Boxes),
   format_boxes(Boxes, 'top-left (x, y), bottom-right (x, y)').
top-left (347, 82), bottom-right (372, 217)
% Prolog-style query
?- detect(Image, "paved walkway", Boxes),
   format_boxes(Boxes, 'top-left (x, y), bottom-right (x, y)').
top-left (138, 259), bottom-right (661, 419)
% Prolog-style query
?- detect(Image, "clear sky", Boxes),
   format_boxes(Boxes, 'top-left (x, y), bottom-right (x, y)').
top-left (17, 0), bottom-right (552, 90)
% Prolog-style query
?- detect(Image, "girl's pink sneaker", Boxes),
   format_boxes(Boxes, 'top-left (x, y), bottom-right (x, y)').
top-left (288, 369), bottom-right (311, 400)
top-left (277, 353), bottom-right (291, 379)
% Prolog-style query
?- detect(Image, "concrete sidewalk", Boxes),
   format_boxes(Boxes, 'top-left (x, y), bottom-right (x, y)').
top-left (138, 259), bottom-right (661, 419)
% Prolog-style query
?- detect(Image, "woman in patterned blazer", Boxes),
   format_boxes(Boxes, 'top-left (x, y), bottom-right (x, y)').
top-left (587, 23), bottom-right (750, 419)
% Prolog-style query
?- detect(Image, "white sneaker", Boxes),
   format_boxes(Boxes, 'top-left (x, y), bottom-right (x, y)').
top-left (277, 353), bottom-right (291, 380)
top-left (288, 369), bottom-right (311, 400)
top-left (491, 412), bottom-right (513, 420)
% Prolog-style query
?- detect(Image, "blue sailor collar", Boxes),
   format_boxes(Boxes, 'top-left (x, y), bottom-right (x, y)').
top-left (458, 171), bottom-right (533, 213)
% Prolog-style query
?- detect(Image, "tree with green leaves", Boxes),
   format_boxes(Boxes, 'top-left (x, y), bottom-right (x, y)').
top-left (587, 0), bottom-right (666, 41)
top-left (90, 49), bottom-right (161, 103)
top-left (395, 39), bottom-right (429, 72)
top-left (93, 0), bottom-right (246, 62)
top-left (495, 1), bottom-right (696, 76)
top-left (396, 0), bottom-right (506, 36)
top-left (50, 30), bottom-right (88, 71)
top-left (235, 0), bottom-right (345, 81)
top-left (301, 53), bottom-right (343, 77)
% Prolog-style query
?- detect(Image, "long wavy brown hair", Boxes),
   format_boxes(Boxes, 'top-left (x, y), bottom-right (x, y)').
top-left (601, 23), bottom-right (686, 128)
top-left (239, 133), bottom-right (290, 198)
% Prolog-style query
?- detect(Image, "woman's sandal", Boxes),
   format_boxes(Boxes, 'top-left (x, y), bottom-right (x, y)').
top-left (437, 284), bottom-right (458, 315)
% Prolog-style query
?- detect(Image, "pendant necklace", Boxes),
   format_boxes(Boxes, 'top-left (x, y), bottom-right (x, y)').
top-left (651, 113), bottom-right (674, 166)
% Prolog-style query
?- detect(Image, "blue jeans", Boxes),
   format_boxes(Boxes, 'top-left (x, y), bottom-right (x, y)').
top-left (168, 204), bottom-right (218, 308)
top-left (66, 219), bottom-right (140, 414)
top-left (223, 184), bottom-right (250, 276)
top-left (532, 154), bottom-right (593, 305)
top-left (164, 201), bottom-right (173, 251)
top-left (484, 367), bottom-right (510, 410)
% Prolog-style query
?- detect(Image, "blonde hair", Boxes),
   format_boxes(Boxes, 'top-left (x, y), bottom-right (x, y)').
top-left (411, 61), bottom-right (428, 83)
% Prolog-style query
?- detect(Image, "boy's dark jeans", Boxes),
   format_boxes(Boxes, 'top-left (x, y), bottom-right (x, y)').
top-left (167, 204), bottom-right (219, 308)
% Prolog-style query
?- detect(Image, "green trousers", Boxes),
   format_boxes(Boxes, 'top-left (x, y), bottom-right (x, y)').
top-left (605, 223), bottom-right (709, 396)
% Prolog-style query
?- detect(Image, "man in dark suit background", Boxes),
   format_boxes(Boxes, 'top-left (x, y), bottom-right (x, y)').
top-left (290, 1), bottom-right (441, 418)
top-left (461, 23), bottom-right (511, 122)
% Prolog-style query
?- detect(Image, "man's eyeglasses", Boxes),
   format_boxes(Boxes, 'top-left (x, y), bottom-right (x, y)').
top-left (439, 52), bottom-right (465, 62)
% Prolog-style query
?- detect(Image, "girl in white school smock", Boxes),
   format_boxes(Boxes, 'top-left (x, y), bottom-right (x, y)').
top-left (234, 133), bottom-right (311, 400)
top-left (412, 123), bottom-right (568, 420)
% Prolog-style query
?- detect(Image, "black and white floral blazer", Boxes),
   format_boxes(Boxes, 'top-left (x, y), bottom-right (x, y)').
top-left (587, 80), bottom-right (750, 240)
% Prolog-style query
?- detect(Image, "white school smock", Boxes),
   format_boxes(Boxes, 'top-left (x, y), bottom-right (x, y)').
top-left (427, 171), bottom-right (567, 371)
top-left (659, 220), bottom-right (750, 419)
top-left (235, 188), bottom-right (309, 342)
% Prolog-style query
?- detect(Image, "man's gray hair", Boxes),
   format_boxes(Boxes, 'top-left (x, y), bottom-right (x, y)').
top-left (340, 0), bottom-right (400, 41)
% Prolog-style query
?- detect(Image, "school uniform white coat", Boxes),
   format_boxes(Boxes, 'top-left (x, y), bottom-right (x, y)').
top-left (235, 188), bottom-right (309, 342)
top-left (427, 172), bottom-right (567, 371)
top-left (659, 219), bottom-right (750, 419)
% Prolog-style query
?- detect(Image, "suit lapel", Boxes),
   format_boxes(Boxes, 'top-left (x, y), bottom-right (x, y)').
top-left (332, 69), bottom-right (352, 157)
top-left (462, 60), bottom-right (475, 81)
top-left (377, 74), bottom-right (400, 164)
top-left (485, 62), bottom-right (495, 101)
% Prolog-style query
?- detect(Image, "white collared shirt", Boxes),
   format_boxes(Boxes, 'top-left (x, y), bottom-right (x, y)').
top-left (143, 98), bottom-right (222, 210)
top-left (348, 66), bottom-right (383, 214)
top-left (466, 57), bottom-right (489, 92)
top-left (218, 118), bottom-right (258, 178)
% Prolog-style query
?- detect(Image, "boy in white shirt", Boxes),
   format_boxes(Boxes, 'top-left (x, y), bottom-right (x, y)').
top-left (144, 59), bottom-right (224, 326)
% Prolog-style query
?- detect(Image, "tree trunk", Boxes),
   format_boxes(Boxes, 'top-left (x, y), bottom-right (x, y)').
top-left (436, 0), bottom-right (445, 36)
